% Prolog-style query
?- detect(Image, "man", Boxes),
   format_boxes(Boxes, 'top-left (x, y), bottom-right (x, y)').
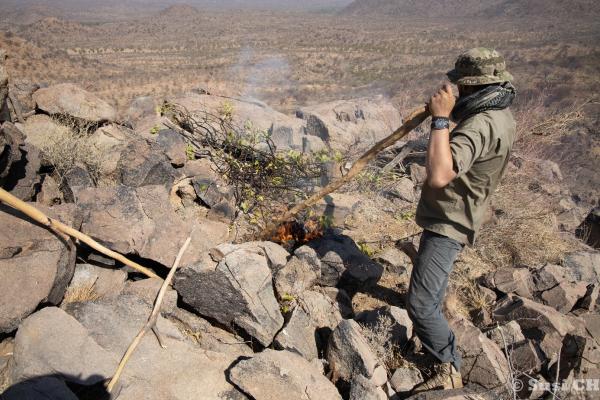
top-left (407, 48), bottom-right (516, 391)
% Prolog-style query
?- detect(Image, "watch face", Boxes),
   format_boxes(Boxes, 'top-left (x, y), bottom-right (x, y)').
top-left (432, 119), bottom-right (449, 129)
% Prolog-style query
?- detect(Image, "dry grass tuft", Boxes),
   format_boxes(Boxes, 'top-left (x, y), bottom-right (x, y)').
top-left (360, 314), bottom-right (400, 369)
top-left (40, 115), bottom-right (106, 185)
top-left (63, 280), bottom-right (101, 304)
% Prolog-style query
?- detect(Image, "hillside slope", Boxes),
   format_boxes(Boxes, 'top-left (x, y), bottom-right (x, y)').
top-left (342, 0), bottom-right (600, 18)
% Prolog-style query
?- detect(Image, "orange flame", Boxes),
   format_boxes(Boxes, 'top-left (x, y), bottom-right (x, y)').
top-left (271, 219), bottom-right (324, 245)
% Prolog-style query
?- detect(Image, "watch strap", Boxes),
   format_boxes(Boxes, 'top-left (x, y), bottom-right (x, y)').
top-left (431, 117), bottom-right (450, 130)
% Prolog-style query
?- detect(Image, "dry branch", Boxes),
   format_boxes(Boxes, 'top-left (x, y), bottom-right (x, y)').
top-left (107, 236), bottom-right (192, 394)
top-left (260, 105), bottom-right (429, 239)
top-left (0, 187), bottom-right (159, 279)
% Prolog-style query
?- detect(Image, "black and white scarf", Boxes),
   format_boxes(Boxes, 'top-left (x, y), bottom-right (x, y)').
top-left (451, 82), bottom-right (516, 123)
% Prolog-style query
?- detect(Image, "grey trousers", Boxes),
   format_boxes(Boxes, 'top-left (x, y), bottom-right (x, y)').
top-left (407, 230), bottom-right (463, 370)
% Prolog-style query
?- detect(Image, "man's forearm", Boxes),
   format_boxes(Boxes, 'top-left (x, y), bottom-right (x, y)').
top-left (426, 129), bottom-right (456, 188)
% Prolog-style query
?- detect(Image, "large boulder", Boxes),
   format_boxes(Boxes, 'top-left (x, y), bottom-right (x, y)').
top-left (274, 254), bottom-right (320, 299)
top-left (297, 96), bottom-right (402, 151)
top-left (228, 349), bottom-right (342, 400)
top-left (10, 295), bottom-right (247, 400)
top-left (75, 185), bottom-right (230, 268)
top-left (10, 307), bottom-right (116, 385)
top-left (308, 233), bottom-right (384, 287)
top-left (273, 306), bottom-right (318, 361)
top-left (174, 244), bottom-right (283, 346)
top-left (327, 319), bottom-right (379, 382)
top-left (0, 203), bottom-right (79, 333)
top-left (298, 289), bottom-right (344, 336)
top-left (562, 251), bottom-right (600, 284)
top-left (32, 83), bottom-right (117, 123)
top-left (450, 317), bottom-right (510, 389)
top-left (126, 95), bottom-right (158, 127)
top-left (173, 93), bottom-right (306, 152)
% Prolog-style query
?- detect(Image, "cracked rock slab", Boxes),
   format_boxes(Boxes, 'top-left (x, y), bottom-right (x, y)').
top-left (228, 349), bottom-right (342, 400)
top-left (174, 246), bottom-right (283, 346)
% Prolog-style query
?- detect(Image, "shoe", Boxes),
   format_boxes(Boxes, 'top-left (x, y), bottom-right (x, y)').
top-left (412, 362), bottom-right (463, 393)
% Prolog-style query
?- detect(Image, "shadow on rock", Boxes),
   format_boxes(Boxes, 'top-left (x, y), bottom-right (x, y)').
top-left (1, 373), bottom-right (118, 400)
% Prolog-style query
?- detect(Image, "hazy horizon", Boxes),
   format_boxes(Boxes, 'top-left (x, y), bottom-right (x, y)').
top-left (0, 0), bottom-right (355, 12)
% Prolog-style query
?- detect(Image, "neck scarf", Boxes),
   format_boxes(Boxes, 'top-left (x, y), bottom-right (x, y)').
top-left (451, 82), bottom-right (516, 123)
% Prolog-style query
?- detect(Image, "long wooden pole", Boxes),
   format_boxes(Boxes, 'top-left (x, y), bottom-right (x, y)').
top-left (107, 236), bottom-right (192, 393)
top-left (260, 105), bottom-right (429, 239)
top-left (0, 187), bottom-right (160, 279)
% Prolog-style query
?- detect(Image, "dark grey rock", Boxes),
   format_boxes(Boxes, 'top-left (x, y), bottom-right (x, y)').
top-left (308, 233), bottom-right (384, 287)
top-left (174, 246), bottom-right (283, 346)
top-left (117, 139), bottom-right (177, 188)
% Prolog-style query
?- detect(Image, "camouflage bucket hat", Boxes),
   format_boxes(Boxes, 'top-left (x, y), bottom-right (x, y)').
top-left (447, 47), bottom-right (513, 85)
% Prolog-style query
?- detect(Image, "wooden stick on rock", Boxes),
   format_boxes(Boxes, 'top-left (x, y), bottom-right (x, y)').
top-left (0, 187), bottom-right (160, 279)
top-left (107, 236), bottom-right (192, 394)
top-left (260, 105), bottom-right (429, 239)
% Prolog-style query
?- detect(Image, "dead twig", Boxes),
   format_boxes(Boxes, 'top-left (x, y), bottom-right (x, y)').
top-left (381, 142), bottom-right (413, 174)
top-left (260, 106), bottom-right (429, 239)
top-left (0, 187), bottom-right (159, 279)
top-left (107, 236), bottom-right (192, 394)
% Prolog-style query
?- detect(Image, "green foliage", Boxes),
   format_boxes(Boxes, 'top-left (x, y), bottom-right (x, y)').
top-left (395, 210), bottom-right (415, 221)
top-left (149, 125), bottom-right (160, 135)
top-left (185, 143), bottom-right (195, 160)
top-left (219, 100), bottom-right (234, 121)
top-left (358, 242), bottom-right (375, 257)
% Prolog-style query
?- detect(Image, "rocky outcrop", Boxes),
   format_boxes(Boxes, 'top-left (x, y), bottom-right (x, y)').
top-left (0, 204), bottom-right (79, 333)
top-left (297, 96), bottom-right (401, 151)
top-left (32, 83), bottom-right (117, 123)
top-left (174, 244), bottom-right (284, 346)
top-left (174, 93), bottom-right (308, 152)
top-left (75, 185), bottom-right (230, 268)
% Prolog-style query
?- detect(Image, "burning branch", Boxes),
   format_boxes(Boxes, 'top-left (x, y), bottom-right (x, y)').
top-left (260, 106), bottom-right (429, 239)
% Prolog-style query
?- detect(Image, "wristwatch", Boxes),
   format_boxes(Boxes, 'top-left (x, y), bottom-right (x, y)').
top-left (431, 117), bottom-right (450, 130)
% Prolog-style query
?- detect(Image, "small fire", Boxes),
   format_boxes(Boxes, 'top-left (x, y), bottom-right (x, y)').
top-left (271, 219), bottom-right (324, 245)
